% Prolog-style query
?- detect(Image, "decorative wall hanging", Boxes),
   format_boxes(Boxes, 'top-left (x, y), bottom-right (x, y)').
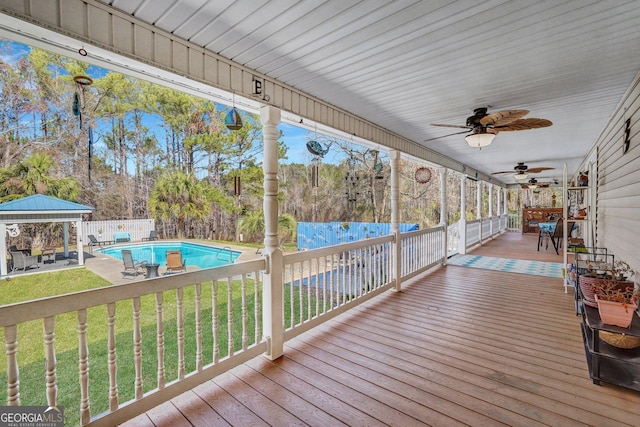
top-left (623, 117), bottom-right (631, 154)
top-left (414, 167), bottom-right (432, 184)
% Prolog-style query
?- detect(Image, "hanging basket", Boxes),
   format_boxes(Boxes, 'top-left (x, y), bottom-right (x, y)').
top-left (414, 167), bottom-right (432, 184)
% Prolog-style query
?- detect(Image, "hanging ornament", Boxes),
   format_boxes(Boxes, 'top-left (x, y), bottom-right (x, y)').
top-left (414, 167), bottom-right (432, 184)
top-left (225, 92), bottom-right (243, 130)
top-left (72, 92), bottom-right (81, 117)
top-left (225, 107), bottom-right (243, 130)
top-left (374, 162), bottom-right (384, 179)
top-left (305, 124), bottom-right (331, 157)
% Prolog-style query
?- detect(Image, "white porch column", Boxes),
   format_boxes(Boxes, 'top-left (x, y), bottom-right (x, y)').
top-left (459, 174), bottom-right (467, 255)
top-left (0, 223), bottom-right (7, 276)
top-left (63, 222), bottom-right (69, 258)
top-left (476, 180), bottom-right (482, 245)
top-left (503, 188), bottom-right (508, 216)
top-left (439, 167), bottom-right (448, 263)
top-left (488, 184), bottom-right (494, 236)
top-left (76, 220), bottom-right (84, 265)
top-left (476, 180), bottom-right (482, 220)
top-left (390, 150), bottom-right (401, 292)
top-left (260, 104), bottom-right (284, 360)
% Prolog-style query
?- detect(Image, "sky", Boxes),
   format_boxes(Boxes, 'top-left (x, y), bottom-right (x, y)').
top-left (0, 39), bottom-right (357, 166)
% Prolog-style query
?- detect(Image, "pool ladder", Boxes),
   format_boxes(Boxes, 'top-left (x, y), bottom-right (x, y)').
top-left (217, 246), bottom-right (234, 263)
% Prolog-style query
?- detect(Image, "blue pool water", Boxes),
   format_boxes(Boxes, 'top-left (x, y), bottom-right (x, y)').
top-left (100, 242), bottom-right (241, 269)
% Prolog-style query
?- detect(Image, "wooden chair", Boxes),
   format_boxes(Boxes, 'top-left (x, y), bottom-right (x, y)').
top-left (121, 249), bottom-right (147, 278)
top-left (164, 250), bottom-right (186, 274)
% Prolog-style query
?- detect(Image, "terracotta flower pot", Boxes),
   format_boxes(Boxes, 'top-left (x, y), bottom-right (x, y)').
top-left (578, 275), bottom-right (633, 308)
top-left (595, 295), bottom-right (637, 328)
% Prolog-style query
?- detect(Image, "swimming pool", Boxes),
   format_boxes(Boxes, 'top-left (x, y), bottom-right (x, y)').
top-left (100, 242), bottom-right (241, 269)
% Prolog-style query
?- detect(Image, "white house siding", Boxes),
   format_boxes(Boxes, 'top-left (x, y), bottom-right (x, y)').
top-left (589, 72), bottom-right (640, 273)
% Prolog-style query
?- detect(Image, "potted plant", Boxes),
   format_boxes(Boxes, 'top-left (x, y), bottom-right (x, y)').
top-left (590, 279), bottom-right (640, 328)
top-left (611, 259), bottom-right (635, 281)
top-left (579, 259), bottom-right (635, 307)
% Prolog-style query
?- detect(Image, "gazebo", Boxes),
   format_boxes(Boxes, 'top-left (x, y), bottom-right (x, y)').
top-left (0, 194), bottom-right (93, 277)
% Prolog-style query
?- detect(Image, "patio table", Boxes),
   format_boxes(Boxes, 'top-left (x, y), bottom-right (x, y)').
top-left (41, 248), bottom-right (56, 264)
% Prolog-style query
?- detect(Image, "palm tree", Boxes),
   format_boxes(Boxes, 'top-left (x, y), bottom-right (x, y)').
top-left (237, 210), bottom-right (297, 245)
top-left (0, 152), bottom-right (79, 202)
top-left (148, 170), bottom-right (210, 238)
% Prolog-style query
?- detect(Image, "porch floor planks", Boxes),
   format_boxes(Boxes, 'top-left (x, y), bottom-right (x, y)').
top-left (121, 233), bottom-right (640, 427)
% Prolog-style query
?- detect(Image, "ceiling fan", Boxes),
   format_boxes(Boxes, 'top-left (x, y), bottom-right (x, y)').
top-left (520, 178), bottom-right (552, 189)
top-left (427, 107), bottom-right (552, 147)
top-left (491, 162), bottom-right (554, 179)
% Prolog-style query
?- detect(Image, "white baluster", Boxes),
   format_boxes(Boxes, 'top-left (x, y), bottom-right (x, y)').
top-left (5, 325), bottom-right (20, 405)
top-left (133, 297), bottom-right (143, 399)
top-left (176, 288), bottom-right (184, 380)
top-left (43, 316), bottom-right (57, 406)
top-left (288, 264), bottom-right (295, 326)
top-left (298, 262), bottom-right (304, 324)
top-left (78, 309), bottom-right (90, 425)
top-left (306, 259), bottom-right (312, 319)
top-left (241, 275), bottom-right (248, 351)
top-left (254, 270), bottom-right (261, 345)
top-left (156, 292), bottom-right (165, 388)
top-left (107, 303), bottom-right (118, 411)
top-left (227, 278), bottom-right (234, 357)
top-left (212, 281), bottom-right (219, 363)
top-left (195, 284), bottom-right (202, 371)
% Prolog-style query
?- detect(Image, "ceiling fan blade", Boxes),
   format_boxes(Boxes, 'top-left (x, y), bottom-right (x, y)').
top-left (479, 109), bottom-right (528, 126)
top-left (430, 123), bottom-right (472, 129)
top-left (527, 167), bottom-right (555, 174)
top-left (491, 170), bottom-right (518, 175)
top-left (494, 118), bottom-right (553, 131)
top-left (423, 129), bottom-right (471, 142)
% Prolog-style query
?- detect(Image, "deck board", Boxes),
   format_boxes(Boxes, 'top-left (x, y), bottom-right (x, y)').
top-left (122, 233), bottom-right (640, 426)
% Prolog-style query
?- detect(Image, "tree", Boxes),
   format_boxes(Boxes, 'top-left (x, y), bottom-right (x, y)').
top-left (237, 210), bottom-right (297, 244)
top-left (0, 151), bottom-right (79, 202)
top-left (148, 170), bottom-right (210, 238)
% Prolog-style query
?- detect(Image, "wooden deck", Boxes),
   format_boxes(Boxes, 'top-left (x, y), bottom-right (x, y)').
top-left (122, 233), bottom-right (640, 426)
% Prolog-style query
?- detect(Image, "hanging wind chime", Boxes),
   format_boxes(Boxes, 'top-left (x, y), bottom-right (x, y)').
top-left (73, 74), bottom-right (94, 181)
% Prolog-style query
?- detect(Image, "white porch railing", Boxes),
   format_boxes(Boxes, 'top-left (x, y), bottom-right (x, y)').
top-left (481, 218), bottom-right (492, 240)
top-left (507, 213), bottom-right (522, 231)
top-left (447, 221), bottom-right (461, 257)
top-left (0, 260), bottom-right (267, 427)
top-left (399, 226), bottom-right (446, 280)
top-left (0, 227), bottom-right (448, 426)
top-left (466, 219), bottom-right (482, 247)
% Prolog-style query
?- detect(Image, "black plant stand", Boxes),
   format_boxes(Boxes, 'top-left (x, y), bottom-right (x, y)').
top-left (581, 304), bottom-right (640, 391)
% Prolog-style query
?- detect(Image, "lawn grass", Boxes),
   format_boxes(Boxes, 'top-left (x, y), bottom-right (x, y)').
top-left (0, 267), bottom-right (314, 427)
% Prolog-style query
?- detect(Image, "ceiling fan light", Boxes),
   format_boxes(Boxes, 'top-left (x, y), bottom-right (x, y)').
top-left (514, 172), bottom-right (529, 180)
top-left (465, 131), bottom-right (495, 148)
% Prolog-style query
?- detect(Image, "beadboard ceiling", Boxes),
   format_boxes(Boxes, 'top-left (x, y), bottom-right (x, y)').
top-left (10, 0), bottom-right (640, 184)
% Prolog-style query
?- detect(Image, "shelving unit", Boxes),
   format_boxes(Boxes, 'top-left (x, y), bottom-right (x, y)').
top-left (581, 304), bottom-right (640, 391)
top-left (562, 163), bottom-right (594, 292)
